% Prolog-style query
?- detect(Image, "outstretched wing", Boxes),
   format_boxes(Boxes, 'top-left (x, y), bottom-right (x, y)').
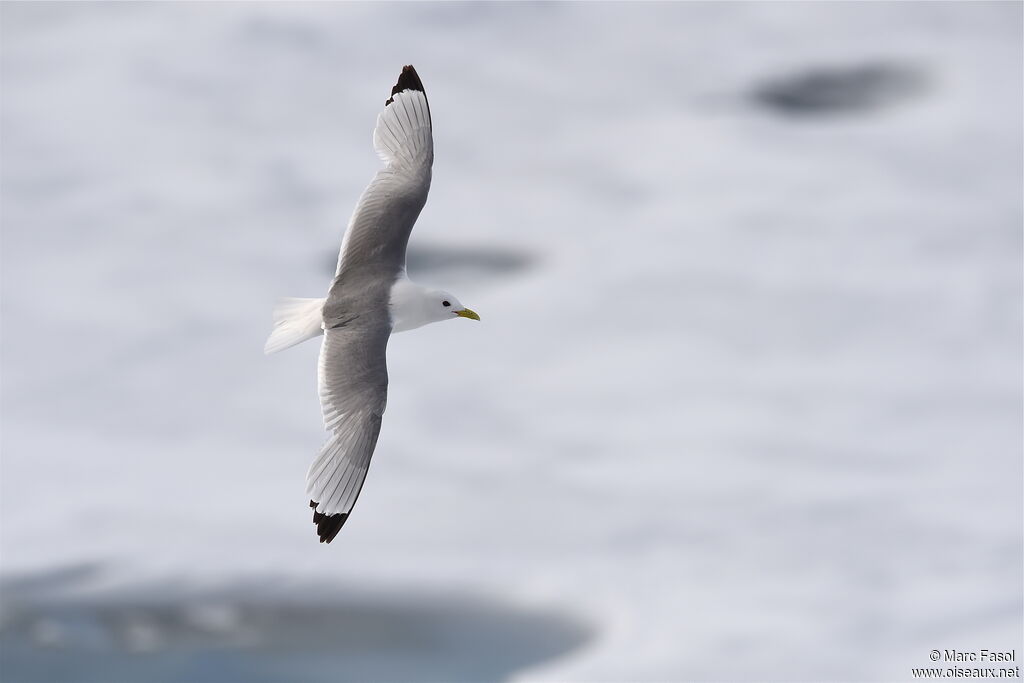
top-left (306, 319), bottom-right (390, 543)
top-left (308, 66), bottom-right (432, 544)
top-left (333, 65), bottom-right (434, 278)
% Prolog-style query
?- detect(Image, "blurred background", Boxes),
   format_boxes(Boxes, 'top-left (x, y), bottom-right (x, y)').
top-left (1, 2), bottom-right (1021, 681)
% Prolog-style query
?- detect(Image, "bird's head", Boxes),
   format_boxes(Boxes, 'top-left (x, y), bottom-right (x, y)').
top-left (390, 282), bottom-right (480, 333)
top-left (433, 290), bottom-right (480, 323)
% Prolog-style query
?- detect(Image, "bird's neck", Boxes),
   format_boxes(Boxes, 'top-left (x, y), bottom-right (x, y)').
top-left (388, 276), bottom-right (435, 333)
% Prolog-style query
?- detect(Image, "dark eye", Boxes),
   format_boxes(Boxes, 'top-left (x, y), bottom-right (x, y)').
top-left (442, 300), bottom-right (451, 307)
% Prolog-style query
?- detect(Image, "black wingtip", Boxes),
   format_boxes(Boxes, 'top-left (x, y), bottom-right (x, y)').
top-left (385, 64), bottom-right (425, 106)
top-left (310, 499), bottom-right (348, 544)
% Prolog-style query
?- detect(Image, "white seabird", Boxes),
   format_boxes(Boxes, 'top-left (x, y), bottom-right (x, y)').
top-left (265, 65), bottom-right (479, 543)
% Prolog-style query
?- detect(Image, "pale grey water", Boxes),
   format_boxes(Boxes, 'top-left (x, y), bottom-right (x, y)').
top-left (2, 2), bottom-right (1020, 680)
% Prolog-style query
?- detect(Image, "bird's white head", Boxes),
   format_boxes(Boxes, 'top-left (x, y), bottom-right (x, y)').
top-left (390, 280), bottom-right (480, 333)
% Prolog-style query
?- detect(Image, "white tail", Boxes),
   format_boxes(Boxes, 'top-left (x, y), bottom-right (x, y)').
top-left (264, 297), bottom-right (327, 354)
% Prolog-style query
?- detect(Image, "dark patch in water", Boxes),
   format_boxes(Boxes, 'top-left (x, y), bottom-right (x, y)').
top-left (0, 564), bottom-right (102, 596)
top-left (752, 62), bottom-right (927, 115)
top-left (407, 244), bottom-right (535, 280)
top-left (326, 244), bottom-right (534, 283)
top-left (0, 575), bottom-right (590, 683)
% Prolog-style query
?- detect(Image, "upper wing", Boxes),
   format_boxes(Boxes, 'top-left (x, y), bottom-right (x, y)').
top-left (334, 65), bottom-right (434, 277)
top-left (306, 319), bottom-right (390, 543)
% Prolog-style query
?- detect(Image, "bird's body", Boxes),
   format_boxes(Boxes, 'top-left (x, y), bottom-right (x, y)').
top-left (265, 66), bottom-right (478, 543)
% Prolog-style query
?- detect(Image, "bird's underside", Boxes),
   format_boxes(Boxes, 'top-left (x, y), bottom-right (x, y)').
top-left (276, 64), bottom-right (434, 544)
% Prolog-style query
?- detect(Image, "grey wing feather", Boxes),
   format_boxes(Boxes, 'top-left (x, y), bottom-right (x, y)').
top-left (308, 66), bottom-right (432, 543)
top-left (334, 69), bottom-right (433, 278)
top-left (306, 318), bottom-right (390, 541)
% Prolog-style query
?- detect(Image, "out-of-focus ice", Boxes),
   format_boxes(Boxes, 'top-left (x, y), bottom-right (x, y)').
top-left (1, 3), bottom-right (1020, 681)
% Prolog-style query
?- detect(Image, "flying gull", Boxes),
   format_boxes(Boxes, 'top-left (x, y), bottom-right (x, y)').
top-left (265, 65), bottom-right (479, 543)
